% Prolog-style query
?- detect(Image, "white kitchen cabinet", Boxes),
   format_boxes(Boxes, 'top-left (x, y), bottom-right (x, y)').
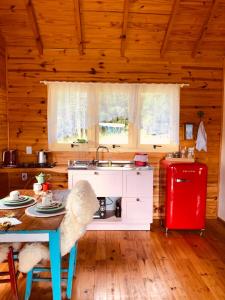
top-left (68, 168), bottom-right (153, 230)
top-left (124, 197), bottom-right (153, 223)
top-left (68, 170), bottom-right (123, 197)
top-left (123, 170), bottom-right (153, 197)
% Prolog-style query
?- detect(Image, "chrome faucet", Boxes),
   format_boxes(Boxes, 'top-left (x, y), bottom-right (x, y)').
top-left (96, 145), bottom-right (109, 162)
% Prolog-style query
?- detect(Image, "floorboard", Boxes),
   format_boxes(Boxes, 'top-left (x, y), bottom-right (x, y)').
top-left (0, 220), bottom-right (225, 300)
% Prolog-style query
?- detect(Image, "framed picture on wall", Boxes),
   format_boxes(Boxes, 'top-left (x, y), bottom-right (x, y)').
top-left (184, 123), bottom-right (194, 140)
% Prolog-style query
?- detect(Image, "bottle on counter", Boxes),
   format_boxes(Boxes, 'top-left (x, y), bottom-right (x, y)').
top-left (115, 199), bottom-right (121, 218)
top-left (180, 147), bottom-right (187, 158)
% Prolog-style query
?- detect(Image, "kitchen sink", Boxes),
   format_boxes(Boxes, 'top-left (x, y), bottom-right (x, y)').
top-left (96, 166), bottom-right (135, 170)
top-left (68, 160), bottom-right (136, 170)
top-left (67, 160), bottom-right (92, 169)
top-left (96, 160), bottom-right (135, 170)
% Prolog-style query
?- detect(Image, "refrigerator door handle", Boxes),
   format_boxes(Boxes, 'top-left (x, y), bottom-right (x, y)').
top-left (175, 178), bottom-right (191, 183)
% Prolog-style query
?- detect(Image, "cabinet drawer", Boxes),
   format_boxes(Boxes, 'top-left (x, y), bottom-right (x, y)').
top-left (123, 170), bottom-right (153, 197)
top-left (124, 197), bottom-right (152, 223)
top-left (68, 170), bottom-right (123, 197)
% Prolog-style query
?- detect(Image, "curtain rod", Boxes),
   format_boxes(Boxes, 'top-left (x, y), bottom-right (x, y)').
top-left (40, 81), bottom-right (190, 87)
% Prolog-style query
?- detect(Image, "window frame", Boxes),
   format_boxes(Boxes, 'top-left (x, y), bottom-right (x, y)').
top-left (48, 83), bottom-right (180, 153)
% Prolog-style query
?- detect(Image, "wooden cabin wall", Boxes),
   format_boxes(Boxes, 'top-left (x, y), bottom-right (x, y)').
top-left (218, 60), bottom-right (225, 221)
top-left (6, 47), bottom-right (223, 218)
top-left (0, 35), bottom-right (7, 155)
top-left (0, 34), bottom-right (9, 197)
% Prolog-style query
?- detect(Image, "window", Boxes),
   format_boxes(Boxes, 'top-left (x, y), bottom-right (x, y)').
top-left (47, 82), bottom-right (180, 151)
top-left (98, 84), bottom-right (136, 145)
top-left (139, 84), bottom-right (180, 146)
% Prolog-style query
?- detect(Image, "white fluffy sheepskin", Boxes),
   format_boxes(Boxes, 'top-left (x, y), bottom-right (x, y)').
top-left (0, 243), bottom-right (21, 263)
top-left (18, 180), bottom-right (99, 272)
top-left (18, 243), bottom-right (49, 273)
top-left (60, 180), bottom-right (99, 256)
top-left (0, 244), bottom-right (10, 263)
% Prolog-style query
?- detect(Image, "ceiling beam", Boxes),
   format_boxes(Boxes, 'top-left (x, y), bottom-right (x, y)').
top-left (120, 0), bottom-right (130, 57)
top-left (25, 0), bottom-right (43, 55)
top-left (160, 0), bottom-right (180, 57)
top-left (192, 0), bottom-right (219, 58)
top-left (73, 0), bottom-right (84, 55)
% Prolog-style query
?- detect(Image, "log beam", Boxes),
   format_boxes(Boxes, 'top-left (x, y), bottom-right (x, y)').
top-left (73, 0), bottom-right (84, 55)
top-left (120, 0), bottom-right (130, 57)
top-left (160, 0), bottom-right (180, 57)
top-left (192, 0), bottom-right (219, 58)
top-left (25, 0), bottom-right (43, 56)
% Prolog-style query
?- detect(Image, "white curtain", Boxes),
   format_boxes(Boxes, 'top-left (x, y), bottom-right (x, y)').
top-left (48, 82), bottom-right (96, 144)
top-left (96, 83), bottom-right (136, 123)
top-left (47, 82), bottom-right (180, 145)
top-left (138, 84), bottom-right (180, 144)
top-left (48, 82), bottom-right (136, 145)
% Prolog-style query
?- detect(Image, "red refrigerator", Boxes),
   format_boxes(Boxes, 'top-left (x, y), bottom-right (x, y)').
top-left (160, 160), bottom-right (207, 233)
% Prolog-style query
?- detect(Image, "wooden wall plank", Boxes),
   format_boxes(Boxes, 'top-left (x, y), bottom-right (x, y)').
top-left (0, 0), bottom-right (224, 218)
top-left (0, 36), bottom-right (8, 197)
top-left (0, 36), bottom-right (7, 155)
top-left (5, 44), bottom-right (223, 219)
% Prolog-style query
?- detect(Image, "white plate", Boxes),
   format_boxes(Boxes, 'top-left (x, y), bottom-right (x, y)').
top-left (36, 201), bottom-right (61, 209)
top-left (3, 196), bottom-right (35, 206)
top-left (35, 202), bottom-right (65, 214)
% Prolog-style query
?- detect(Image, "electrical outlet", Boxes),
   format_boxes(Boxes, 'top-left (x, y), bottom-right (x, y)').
top-left (21, 173), bottom-right (28, 181)
top-left (26, 146), bottom-right (32, 154)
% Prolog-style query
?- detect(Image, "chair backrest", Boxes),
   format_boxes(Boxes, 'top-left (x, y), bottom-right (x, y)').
top-left (18, 181), bottom-right (100, 270)
top-left (65, 180), bottom-right (99, 225)
top-left (60, 180), bottom-right (99, 256)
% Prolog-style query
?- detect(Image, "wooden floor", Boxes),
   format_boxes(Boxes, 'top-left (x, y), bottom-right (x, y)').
top-left (0, 220), bottom-right (225, 300)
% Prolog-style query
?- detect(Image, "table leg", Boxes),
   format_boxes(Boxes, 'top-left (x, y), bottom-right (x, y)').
top-left (66, 244), bottom-right (77, 299)
top-left (49, 230), bottom-right (61, 300)
top-left (25, 269), bottom-right (33, 300)
top-left (73, 245), bottom-right (78, 277)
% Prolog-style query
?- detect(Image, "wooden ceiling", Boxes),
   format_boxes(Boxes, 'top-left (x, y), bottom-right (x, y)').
top-left (0, 0), bottom-right (225, 59)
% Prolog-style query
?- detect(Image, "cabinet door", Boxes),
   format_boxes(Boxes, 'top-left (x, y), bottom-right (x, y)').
top-left (8, 172), bottom-right (35, 191)
top-left (124, 197), bottom-right (153, 223)
top-left (68, 170), bottom-right (123, 197)
top-left (123, 170), bottom-right (153, 197)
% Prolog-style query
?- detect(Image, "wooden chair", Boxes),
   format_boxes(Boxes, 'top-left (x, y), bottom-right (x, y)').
top-left (24, 243), bottom-right (77, 300)
top-left (0, 247), bottom-right (19, 300)
top-left (23, 181), bottom-right (98, 299)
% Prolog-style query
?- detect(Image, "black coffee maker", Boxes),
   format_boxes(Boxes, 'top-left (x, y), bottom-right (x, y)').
top-left (2, 149), bottom-right (18, 167)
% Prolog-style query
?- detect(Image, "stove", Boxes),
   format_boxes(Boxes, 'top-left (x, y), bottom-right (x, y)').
top-left (2, 162), bottom-right (56, 168)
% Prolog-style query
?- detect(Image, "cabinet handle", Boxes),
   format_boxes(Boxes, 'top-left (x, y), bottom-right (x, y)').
top-left (136, 172), bottom-right (140, 175)
top-left (176, 178), bottom-right (190, 183)
top-left (94, 171), bottom-right (99, 175)
top-left (136, 198), bottom-right (140, 201)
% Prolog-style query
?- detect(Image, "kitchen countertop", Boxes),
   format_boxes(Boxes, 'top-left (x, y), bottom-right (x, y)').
top-left (0, 165), bottom-right (68, 173)
top-left (68, 165), bottom-right (153, 171)
top-left (0, 164), bottom-right (153, 173)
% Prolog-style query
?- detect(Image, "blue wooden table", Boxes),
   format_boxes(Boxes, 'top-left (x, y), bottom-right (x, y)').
top-left (0, 190), bottom-right (65, 300)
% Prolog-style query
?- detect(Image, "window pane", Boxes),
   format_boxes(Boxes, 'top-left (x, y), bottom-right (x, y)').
top-left (140, 93), bottom-right (171, 144)
top-left (57, 91), bottom-right (88, 143)
top-left (57, 129), bottom-right (88, 143)
top-left (99, 120), bottom-right (129, 144)
top-left (98, 90), bottom-right (129, 145)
